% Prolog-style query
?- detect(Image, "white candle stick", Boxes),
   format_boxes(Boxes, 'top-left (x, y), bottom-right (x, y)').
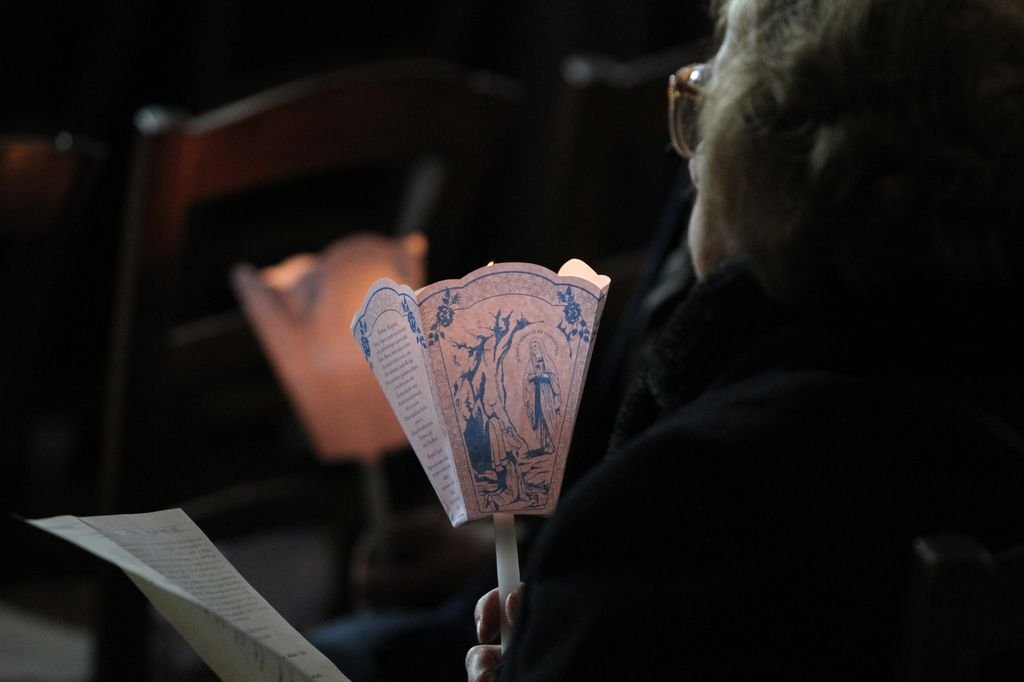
top-left (493, 512), bottom-right (520, 653)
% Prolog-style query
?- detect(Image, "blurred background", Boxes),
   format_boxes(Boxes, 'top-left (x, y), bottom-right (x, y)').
top-left (1, 1), bottom-right (711, 680)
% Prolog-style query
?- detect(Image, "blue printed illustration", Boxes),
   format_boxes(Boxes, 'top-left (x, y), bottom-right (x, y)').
top-left (439, 305), bottom-right (543, 511)
top-left (427, 288), bottom-right (460, 345)
top-left (357, 318), bottom-right (372, 368)
top-left (556, 287), bottom-right (591, 354)
top-left (401, 295), bottom-right (426, 348)
top-left (523, 338), bottom-right (561, 454)
top-left (425, 272), bottom-right (597, 515)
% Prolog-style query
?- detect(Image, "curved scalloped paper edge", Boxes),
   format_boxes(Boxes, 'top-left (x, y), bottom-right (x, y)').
top-left (557, 258), bottom-right (611, 293)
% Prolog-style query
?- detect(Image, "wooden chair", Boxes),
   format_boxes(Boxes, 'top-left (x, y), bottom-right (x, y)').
top-left (95, 59), bottom-right (521, 680)
top-left (897, 533), bottom-right (1024, 682)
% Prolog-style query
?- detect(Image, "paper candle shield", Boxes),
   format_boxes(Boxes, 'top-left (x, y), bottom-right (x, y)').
top-left (350, 259), bottom-right (610, 525)
top-left (232, 232), bottom-right (427, 462)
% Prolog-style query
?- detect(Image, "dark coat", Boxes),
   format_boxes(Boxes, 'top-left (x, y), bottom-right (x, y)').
top-left (498, 261), bottom-right (1024, 680)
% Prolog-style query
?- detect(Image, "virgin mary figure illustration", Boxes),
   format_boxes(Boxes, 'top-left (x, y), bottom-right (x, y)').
top-left (523, 338), bottom-right (561, 454)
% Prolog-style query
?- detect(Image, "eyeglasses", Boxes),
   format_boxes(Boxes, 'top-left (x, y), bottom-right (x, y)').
top-left (668, 63), bottom-right (710, 158)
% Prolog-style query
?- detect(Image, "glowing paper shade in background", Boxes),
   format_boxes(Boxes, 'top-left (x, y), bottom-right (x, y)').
top-left (231, 232), bottom-right (427, 463)
top-left (232, 232), bottom-right (428, 537)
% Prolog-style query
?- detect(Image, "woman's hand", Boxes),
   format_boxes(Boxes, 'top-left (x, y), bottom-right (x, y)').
top-left (466, 585), bottom-right (523, 682)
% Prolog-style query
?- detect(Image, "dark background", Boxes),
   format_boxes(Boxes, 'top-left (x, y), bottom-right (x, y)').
top-left (0, 4), bottom-right (712, 676)
top-left (1, 0), bottom-right (711, 516)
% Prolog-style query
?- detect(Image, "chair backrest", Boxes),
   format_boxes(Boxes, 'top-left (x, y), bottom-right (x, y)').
top-left (99, 59), bottom-right (522, 514)
top-left (535, 39), bottom-right (710, 326)
top-left (537, 40), bottom-right (710, 256)
top-left (897, 532), bottom-right (1024, 682)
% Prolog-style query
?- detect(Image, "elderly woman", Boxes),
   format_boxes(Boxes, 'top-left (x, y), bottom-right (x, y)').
top-left (469, 0), bottom-right (1024, 679)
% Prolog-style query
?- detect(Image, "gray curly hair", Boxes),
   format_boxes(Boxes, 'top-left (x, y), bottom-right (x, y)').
top-left (701, 0), bottom-right (1024, 306)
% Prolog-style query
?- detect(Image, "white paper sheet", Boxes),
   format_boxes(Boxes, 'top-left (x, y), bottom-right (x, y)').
top-left (27, 509), bottom-right (349, 682)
